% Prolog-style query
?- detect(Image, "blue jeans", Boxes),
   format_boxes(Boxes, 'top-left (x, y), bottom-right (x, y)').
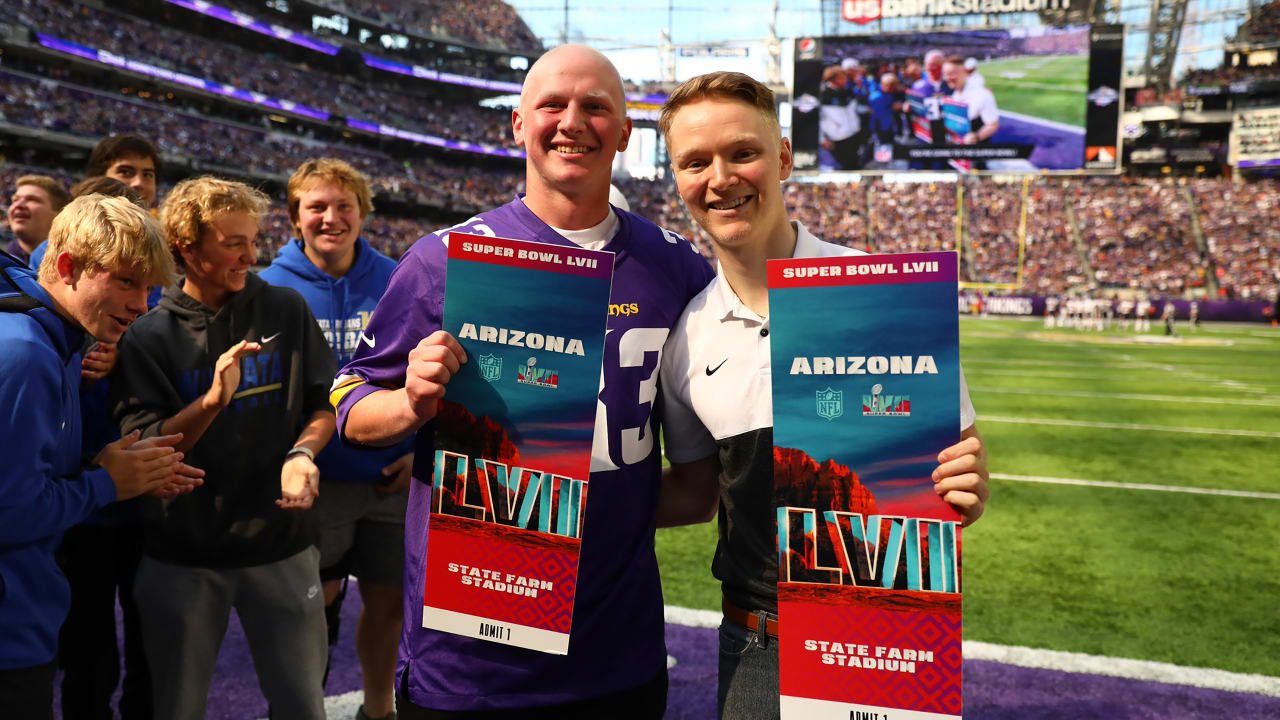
top-left (717, 615), bottom-right (779, 720)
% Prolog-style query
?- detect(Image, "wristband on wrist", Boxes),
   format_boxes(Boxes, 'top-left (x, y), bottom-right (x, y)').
top-left (285, 446), bottom-right (315, 462)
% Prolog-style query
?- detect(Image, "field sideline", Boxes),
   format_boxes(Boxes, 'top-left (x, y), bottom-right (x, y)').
top-left (656, 315), bottom-right (1280, 689)
top-left (978, 55), bottom-right (1088, 128)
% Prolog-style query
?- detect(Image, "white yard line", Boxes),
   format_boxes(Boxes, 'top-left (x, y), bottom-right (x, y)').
top-left (965, 357), bottom-right (1276, 374)
top-left (663, 606), bottom-right (1280, 696)
top-left (991, 472), bottom-right (1280, 500)
top-left (665, 604), bottom-right (721, 629)
top-left (998, 108), bottom-right (1085, 134)
top-left (970, 386), bottom-right (1280, 407)
top-left (965, 368), bottom-right (1280, 392)
top-left (965, 642), bottom-right (1280, 697)
top-left (980, 415), bottom-right (1280, 438)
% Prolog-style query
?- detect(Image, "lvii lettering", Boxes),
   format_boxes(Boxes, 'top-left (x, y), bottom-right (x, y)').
top-left (433, 450), bottom-right (586, 539)
top-left (777, 507), bottom-right (959, 593)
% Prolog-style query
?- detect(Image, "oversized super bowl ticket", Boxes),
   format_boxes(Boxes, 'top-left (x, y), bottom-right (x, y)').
top-left (768, 250), bottom-right (963, 719)
top-left (905, 92), bottom-right (974, 173)
top-left (422, 232), bottom-right (613, 654)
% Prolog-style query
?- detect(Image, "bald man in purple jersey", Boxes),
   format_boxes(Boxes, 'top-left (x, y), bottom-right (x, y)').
top-left (330, 44), bottom-right (714, 719)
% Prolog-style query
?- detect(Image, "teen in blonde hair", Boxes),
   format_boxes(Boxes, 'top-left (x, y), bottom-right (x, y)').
top-left (114, 175), bottom-right (336, 719)
top-left (0, 192), bottom-right (199, 720)
top-left (160, 175), bottom-right (269, 264)
top-left (38, 194), bottom-right (172, 287)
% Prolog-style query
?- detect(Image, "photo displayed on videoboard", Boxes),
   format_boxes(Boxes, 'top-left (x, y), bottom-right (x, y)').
top-left (791, 25), bottom-right (1124, 174)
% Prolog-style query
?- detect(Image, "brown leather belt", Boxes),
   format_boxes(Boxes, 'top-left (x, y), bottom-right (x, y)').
top-left (722, 596), bottom-right (778, 638)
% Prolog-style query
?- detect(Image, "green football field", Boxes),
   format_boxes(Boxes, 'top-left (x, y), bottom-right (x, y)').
top-left (657, 315), bottom-right (1280, 679)
top-left (977, 55), bottom-right (1088, 129)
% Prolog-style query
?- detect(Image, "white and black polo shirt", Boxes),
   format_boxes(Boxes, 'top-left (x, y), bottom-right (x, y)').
top-left (660, 220), bottom-right (976, 614)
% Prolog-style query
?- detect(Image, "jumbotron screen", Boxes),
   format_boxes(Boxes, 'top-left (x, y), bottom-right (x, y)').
top-left (791, 25), bottom-right (1124, 173)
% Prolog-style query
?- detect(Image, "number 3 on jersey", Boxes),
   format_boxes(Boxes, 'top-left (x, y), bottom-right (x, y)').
top-left (590, 327), bottom-right (669, 472)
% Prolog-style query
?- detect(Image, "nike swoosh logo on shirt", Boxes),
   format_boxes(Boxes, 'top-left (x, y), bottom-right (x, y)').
top-left (359, 331), bottom-right (376, 349)
top-left (259, 332), bottom-right (281, 344)
top-left (706, 358), bottom-right (728, 376)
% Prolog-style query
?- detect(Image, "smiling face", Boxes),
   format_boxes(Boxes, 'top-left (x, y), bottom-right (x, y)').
top-left (666, 96), bottom-right (793, 254)
top-left (65, 260), bottom-right (153, 342)
top-left (8, 184), bottom-right (58, 247)
top-left (296, 180), bottom-right (361, 272)
top-left (103, 154), bottom-right (157, 208)
top-left (513, 45), bottom-right (631, 209)
top-left (925, 53), bottom-right (944, 81)
top-left (943, 61), bottom-right (965, 92)
top-left (180, 210), bottom-right (259, 310)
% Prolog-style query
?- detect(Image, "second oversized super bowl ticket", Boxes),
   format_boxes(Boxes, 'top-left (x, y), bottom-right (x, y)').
top-left (768, 250), bottom-right (964, 719)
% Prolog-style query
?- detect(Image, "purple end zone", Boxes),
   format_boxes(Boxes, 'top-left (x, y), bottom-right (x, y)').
top-left (964, 659), bottom-right (1280, 720)
top-left (993, 114), bottom-right (1086, 171)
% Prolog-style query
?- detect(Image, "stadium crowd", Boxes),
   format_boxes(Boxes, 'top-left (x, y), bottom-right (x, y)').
top-left (0, 164), bottom-right (437, 261)
top-left (304, 0), bottom-right (541, 51)
top-left (783, 181), bottom-right (869, 252)
top-left (1235, 0), bottom-right (1280, 44)
top-left (5, 145), bottom-right (1277, 301)
top-left (1022, 180), bottom-right (1087, 295)
top-left (868, 180), bottom-right (958, 254)
top-left (0, 71), bottom-right (524, 218)
top-left (963, 180), bottom-right (1022, 285)
top-left (1190, 178), bottom-right (1280, 300)
top-left (1071, 178), bottom-right (1206, 295)
top-left (1181, 63), bottom-right (1280, 87)
top-left (0, 0), bottom-right (520, 150)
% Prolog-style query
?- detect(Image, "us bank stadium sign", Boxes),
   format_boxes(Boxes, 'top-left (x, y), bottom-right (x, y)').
top-left (843, 0), bottom-right (1073, 24)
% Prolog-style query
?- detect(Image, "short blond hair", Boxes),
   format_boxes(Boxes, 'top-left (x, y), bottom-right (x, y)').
top-left (659, 71), bottom-right (779, 140)
top-left (161, 176), bottom-right (269, 266)
top-left (39, 194), bottom-right (174, 287)
top-left (15, 174), bottom-right (70, 212)
top-left (286, 158), bottom-right (374, 230)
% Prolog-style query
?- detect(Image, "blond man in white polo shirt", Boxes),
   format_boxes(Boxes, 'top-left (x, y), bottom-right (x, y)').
top-left (655, 71), bottom-right (990, 720)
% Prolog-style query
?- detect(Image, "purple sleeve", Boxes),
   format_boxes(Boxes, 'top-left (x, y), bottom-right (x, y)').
top-left (331, 236), bottom-right (446, 443)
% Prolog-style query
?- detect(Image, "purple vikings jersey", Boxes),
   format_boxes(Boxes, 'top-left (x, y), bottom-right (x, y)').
top-left (332, 196), bottom-right (714, 710)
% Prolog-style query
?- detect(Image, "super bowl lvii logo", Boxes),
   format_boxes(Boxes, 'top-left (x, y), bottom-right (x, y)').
top-left (862, 383), bottom-right (911, 416)
top-left (517, 356), bottom-right (559, 389)
top-left (816, 387), bottom-right (844, 421)
top-left (478, 353), bottom-right (502, 383)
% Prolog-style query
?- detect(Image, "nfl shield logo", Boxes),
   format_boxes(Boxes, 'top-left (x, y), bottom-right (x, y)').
top-left (479, 353), bottom-right (502, 383)
top-left (816, 387), bottom-right (844, 421)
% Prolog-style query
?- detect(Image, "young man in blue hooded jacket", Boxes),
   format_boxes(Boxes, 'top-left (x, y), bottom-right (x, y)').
top-left (260, 158), bottom-right (413, 720)
top-left (0, 193), bottom-right (200, 719)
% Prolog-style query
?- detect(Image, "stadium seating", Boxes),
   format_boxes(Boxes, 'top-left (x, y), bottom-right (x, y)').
top-left (302, 0), bottom-right (542, 52)
top-left (2, 0), bottom-right (1277, 304)
top-left (1071, 178), bottom-right (1206, 295)
top-left (1021, 180), bottom-right (1086, 296)
top-left (0, 164), bottom-right (438, 260)
top-left (1234, 0), bottom-right (1280, 44)
top-left (1189, 178), bottom-right (1280, 301)
top-left (868, 179), bottom-right (957, 255)
top-left (0, 68), bottom-right (523, 203)
top-left (0, 0), bottom-right (519, 150)
top-left (1181, 64), bottom-right (1280, 86)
